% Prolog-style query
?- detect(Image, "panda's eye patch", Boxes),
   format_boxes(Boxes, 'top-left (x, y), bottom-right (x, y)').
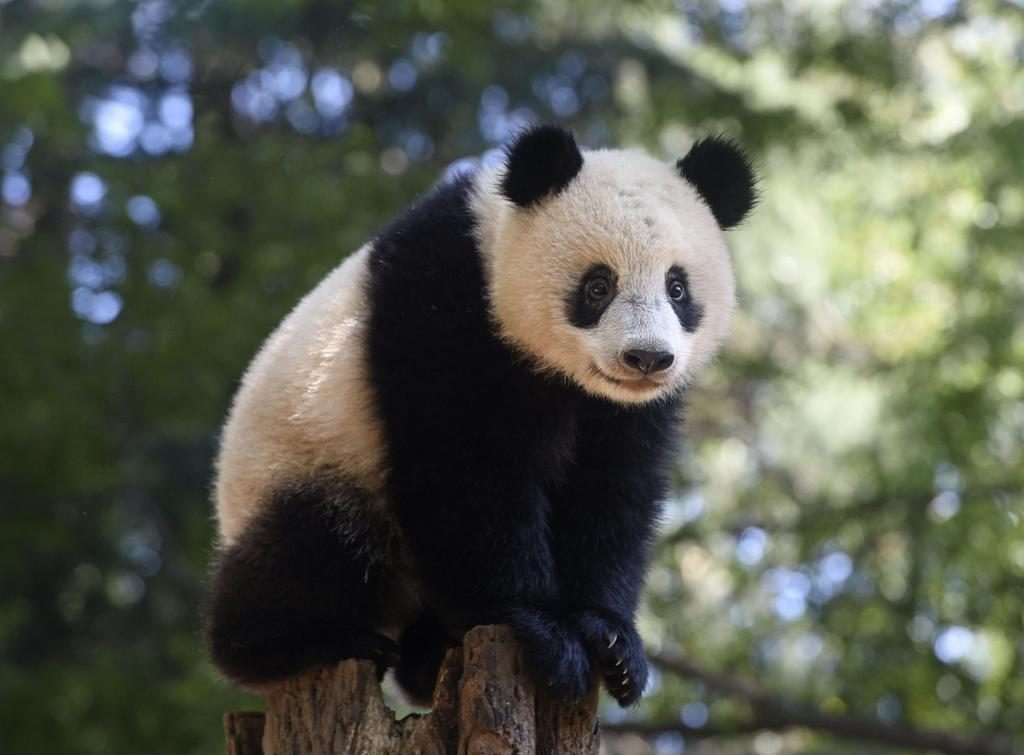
top-left (667, 266), bottom-right (704, 333)
top-left (568, 264), bottom-right (617, 329)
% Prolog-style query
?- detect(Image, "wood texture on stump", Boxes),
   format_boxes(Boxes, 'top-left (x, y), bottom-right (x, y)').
top-left (456, 624), bottom-right (535, 755)
top-left (225, 625), bottom-right (600, 755)
top-left (224, 711), bottom-right (266, 755)
top-left (535, 685), bottom-right (600, 755)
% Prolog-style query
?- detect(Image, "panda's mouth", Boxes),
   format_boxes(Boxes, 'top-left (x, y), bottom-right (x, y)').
top-left (591, 365), bottom-right (665, 392)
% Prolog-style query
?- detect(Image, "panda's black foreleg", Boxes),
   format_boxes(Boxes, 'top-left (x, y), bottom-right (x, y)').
top-left (204, 480), bottom-right (402, 687)
top-left (549, 404), bottom-right (679, 707)
top-left (551, 495), bottom-right (656, 708)
top-left (392, 477), bottom-right (593, 702)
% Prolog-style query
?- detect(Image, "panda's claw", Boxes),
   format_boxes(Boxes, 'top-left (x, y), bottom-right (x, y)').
top-left (575, 612), bottom-right (646, 707)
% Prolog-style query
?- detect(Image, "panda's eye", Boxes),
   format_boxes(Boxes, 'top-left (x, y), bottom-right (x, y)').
top-left (587, 278), bottom-right (611, 300)
top-left (569, 265), bottom-right (616, 328)
top-left (668, 280), bottom-right (686, 302)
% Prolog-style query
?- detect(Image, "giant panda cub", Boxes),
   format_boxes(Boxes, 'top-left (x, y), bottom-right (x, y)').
top-left (206, 125), bottom-right (757, 707)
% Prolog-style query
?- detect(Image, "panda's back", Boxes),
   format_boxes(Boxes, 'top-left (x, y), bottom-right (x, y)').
top-left (214, 244), bottom-right (387, 544)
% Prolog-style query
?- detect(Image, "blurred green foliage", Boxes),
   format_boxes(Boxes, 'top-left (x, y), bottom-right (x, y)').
top-left (1, 1), bottom-right (1022, 753)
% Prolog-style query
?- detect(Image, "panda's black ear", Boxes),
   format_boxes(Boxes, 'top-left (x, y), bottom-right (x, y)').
top-left (500, 125), bottom-right (583, 208)
top-left (677, 136), bottom-right (758, 229)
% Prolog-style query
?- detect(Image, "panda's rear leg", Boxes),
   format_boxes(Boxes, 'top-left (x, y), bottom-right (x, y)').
top-left (204, 479), bottom-right (402, 687)
top-left (208, 615), bottom-right (399, 686)
top-left (394, 612), bottom-right (460, 706)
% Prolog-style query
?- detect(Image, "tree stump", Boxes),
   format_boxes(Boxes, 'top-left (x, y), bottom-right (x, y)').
top-left (223, 625), bottom-right (600, 755)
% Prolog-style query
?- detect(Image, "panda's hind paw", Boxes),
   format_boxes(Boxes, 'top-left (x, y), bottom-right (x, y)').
top-left (335, 630), bottom-right (400, 679)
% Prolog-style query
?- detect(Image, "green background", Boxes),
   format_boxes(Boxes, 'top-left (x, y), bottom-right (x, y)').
top-left (2, 1), bottom-right (1022, 753)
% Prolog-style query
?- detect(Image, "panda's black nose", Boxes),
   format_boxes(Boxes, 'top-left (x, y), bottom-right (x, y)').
top-left (622, 349), bottom-right (675, 375)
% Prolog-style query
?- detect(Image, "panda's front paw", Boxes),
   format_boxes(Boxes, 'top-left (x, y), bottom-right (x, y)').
top-left (574, 610), bottom-right (647, 707)
top-left (506, 607), bottom-right (592, 701)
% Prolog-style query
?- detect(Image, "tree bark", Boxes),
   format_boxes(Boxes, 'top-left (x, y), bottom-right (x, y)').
top-left (224, 625), bottom-right (600, 755)
top-left (224, 711), bottom-right (266, 755)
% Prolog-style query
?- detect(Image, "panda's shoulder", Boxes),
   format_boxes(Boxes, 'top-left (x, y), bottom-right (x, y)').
top-left (365, 172), bottom-right (500, 351)
top-left (368, 173), bottom-right (480, 285)
top-left (365, 171), bottom-right (510, 377)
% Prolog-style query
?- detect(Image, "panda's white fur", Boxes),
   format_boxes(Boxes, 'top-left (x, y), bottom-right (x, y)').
top-left (473, 148), bottom-right (735, 405)
top-left (215, 148), bottom-right (735, 543)
top-left (214, 244), bottom-right (385, 545)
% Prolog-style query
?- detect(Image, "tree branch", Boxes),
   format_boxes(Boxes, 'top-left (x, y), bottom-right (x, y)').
top-left (635, 650), bottom-right (1023, 755)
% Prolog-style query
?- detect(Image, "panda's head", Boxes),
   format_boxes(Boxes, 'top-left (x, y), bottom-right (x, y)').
top-left (475, 124), bottom-right (758, 405)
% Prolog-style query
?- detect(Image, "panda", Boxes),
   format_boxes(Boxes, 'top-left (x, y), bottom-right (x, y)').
top-left (205, 124), bottom-right (757, 708)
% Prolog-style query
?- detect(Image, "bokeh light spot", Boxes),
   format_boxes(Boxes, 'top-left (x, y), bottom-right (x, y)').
top-left (70, 172), bottom-right (107, 214)
top-left (311, 68), bottom-right (354, 118)
top-left (71, 288), bottom-right (123, 324)
top-left (2, 172), bottom-right (31, 206)
top-left (126, 195), bottom-right (160, 228)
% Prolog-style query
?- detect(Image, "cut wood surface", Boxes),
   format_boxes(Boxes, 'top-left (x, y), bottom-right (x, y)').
top-left (224, 625), bottom-right (600, 755)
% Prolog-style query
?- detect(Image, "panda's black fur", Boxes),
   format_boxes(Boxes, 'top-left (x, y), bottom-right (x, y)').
top-left (206, 477), bottom-right (404, 686)
top-left (205, 126), bottom-right (757, 708)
